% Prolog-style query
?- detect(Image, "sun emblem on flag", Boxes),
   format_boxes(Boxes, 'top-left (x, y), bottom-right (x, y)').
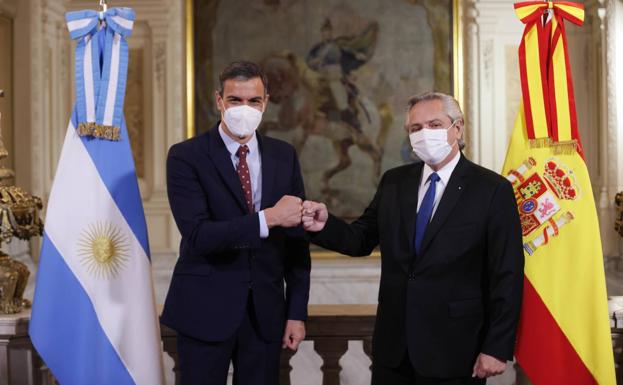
top-left (506, 157), bottom-right (578, 256)
top-left (77, 222), bottom-right (130, 279)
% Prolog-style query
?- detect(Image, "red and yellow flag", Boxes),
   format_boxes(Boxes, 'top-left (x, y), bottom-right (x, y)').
top-left (503, 2), bottom-right (615, 384)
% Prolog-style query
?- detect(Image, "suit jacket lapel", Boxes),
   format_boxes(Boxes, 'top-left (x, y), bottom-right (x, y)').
top-left (399, 162), bottom-right (424, 272)
top-left (418, 154), bottom-right (471, 255)
top-left (258, 134), bottom-right (276, 210)
top-left (206, 125), bottom-right (248, 213)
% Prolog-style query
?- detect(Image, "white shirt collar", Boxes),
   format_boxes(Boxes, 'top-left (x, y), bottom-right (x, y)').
top-left (420, 150), bottom-right (461, 187)
top-left (218, 123), bottom-right (259, 157)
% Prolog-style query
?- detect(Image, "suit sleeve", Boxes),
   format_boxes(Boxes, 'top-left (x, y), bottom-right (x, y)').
top-left (166, 145), bottom-right (262, 257)
top-left (311, 174), bottom-right (385, 257)
top-left (284, 151), bottom-right (311, 320)
top-left (481, 179), bottom-right (525, 361)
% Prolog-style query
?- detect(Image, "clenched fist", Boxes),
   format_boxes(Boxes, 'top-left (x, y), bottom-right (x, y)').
top-left (265, 195), bottom-right (303, 228)
top-left (302, 200), bottom-right (328, 232)
top-left (472, 353), bottom-right (506, 379)
top-left (282, 320), bottom-right (305, 351)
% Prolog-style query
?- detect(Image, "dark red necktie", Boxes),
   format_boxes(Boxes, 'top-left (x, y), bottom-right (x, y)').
top-left (236, 145), bottom-right (254, 213)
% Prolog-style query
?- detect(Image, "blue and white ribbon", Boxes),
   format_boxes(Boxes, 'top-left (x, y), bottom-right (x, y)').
top-left (65, 8), bottom-right (135, 141)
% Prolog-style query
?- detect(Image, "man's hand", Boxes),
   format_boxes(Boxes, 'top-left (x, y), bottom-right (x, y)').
top-left (265, 195), bottom-right (303, 228)
top-left (472, 353), bottom-right (506, 378)
top-left (302, 201), bottom-right (328, 232)
top-left (282, 320), bottom-right (305, 351)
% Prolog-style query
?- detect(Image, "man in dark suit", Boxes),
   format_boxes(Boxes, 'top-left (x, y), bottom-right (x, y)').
top-left (161, 61), bottom-right (310, 385)
top-left (302, 92), bottom-right (524, 385)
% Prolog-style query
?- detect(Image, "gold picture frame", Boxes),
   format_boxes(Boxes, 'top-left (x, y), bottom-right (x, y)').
top-left (184, 0), bottom-right (464, 259)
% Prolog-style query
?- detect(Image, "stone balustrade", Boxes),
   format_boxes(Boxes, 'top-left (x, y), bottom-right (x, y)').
top-left (2, 304), bottom-right (623, 385)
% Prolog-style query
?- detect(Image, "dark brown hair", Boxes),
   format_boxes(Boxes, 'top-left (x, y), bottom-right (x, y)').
top-left (218, 61), bottom-right (268, 95)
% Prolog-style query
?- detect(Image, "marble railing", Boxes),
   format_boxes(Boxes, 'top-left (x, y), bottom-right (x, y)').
top-left (161, 304), bottom-right (377, 385)
top-left (610, 327), bottom-right (623, 384)
top-left (4, 305), bottom-right (623, 385)
top-left (609, 305), bottom-right (623, 385)
top-left (0, 306), bottom-right (377, 385)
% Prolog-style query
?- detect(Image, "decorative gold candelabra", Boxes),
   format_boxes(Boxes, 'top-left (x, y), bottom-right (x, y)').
top-left (616, 192), bottom-right (623, 238)
top-left (0, 89), bottom-right (43, 314)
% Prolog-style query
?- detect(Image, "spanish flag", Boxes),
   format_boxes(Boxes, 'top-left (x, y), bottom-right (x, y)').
top-left (502, 2), bottom-right (616, 384)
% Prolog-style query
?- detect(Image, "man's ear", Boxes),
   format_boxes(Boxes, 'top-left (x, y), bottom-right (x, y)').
top-left (215, 91), bottom-right (223, 112)
top-left (263, 94), bottom-right (270, 112)
top-left (455, 119), bottom-right (465, 139)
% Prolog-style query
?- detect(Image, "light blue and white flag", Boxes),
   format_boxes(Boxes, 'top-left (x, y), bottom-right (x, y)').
top-left (30, 8), bottom-right (164, 385)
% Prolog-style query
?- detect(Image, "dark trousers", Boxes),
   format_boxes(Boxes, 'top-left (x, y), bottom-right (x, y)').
top-left (177, 295), bottom-right (282, 385)
top-left (372, 352), bottom-right (486, 385)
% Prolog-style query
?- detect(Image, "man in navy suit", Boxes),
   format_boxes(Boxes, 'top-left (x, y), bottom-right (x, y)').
top-left (161, 61), bottom-right (311, 385)
top-left (302, 92), bottom-right (523, 385)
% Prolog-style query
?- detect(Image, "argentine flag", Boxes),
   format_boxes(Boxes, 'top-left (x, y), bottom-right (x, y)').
top-left (30, 8), bottom-right (164, 385)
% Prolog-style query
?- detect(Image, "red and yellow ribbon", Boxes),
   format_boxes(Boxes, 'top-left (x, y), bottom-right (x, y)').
top-left (514, 1), bottom-right (584, 155)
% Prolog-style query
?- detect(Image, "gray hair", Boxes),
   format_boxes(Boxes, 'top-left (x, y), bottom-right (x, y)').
top-left (407, 91), bottom-right (465, 150)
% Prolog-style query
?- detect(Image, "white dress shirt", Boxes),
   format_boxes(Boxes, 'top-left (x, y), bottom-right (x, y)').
top-left (416, 151), bottom-right (461, 219)
top-left (219, 125), bottom-right (269, 238)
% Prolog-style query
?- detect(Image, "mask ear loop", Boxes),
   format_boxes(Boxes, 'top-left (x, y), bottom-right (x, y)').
top-left (447, 120), bottom-right (461, 149)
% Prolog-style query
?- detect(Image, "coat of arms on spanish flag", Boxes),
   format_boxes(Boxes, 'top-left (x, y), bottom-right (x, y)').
top-left (503, 2), bottom-right (616, 384)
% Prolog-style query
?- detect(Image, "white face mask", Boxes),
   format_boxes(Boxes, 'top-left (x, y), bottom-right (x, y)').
top-left (221, 103), bottom-right (264, 138)
top-left (409, 122), bottom-right (457, 165)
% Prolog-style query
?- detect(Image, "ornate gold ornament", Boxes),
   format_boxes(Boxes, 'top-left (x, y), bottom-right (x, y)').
top-left (77, 122), bottom-right (121, 141)
top-left (0, 89), bottom-right (44, 313)
top-left (616, 192), bottom-right (623, 238)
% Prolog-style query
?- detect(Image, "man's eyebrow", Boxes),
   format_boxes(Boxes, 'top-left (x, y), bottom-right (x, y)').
top-left (225, 96), bottom-right (264, 102)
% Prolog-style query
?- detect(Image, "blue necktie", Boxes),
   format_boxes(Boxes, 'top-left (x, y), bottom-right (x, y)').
top-left (414, 172), bottom-right (440, 254)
